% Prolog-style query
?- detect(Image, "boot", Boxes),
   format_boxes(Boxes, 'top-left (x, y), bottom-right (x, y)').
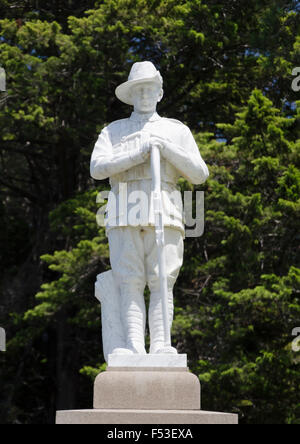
top-left (121, 287), bottom-right (147, 355)
top-left (111, 348), bottom-right (134, 355)
top-left (149, 290), bottom-right (178, 354)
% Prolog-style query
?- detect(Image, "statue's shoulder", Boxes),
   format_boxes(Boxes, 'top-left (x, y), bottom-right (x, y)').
top-left (161, 117), bottom-right (187, 129)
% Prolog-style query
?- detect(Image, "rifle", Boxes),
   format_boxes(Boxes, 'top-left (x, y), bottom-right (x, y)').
top-left (151, 144), bottom-right (171, 349)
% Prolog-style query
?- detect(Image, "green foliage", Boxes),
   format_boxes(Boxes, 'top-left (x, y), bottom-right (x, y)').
top-left (173, 90), bottom-right (300, 423)
top-left (80, 362), bottom-right (107, 381)
top-left (0, 0), bottom-right (299, 425)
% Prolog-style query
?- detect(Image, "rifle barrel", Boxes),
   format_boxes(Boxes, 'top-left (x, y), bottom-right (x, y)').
top-left (151, 145), bottom-right (171, 347)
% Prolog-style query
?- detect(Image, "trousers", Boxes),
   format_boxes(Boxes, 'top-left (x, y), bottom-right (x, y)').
top-left (107, 225), bottom-right (184, 353)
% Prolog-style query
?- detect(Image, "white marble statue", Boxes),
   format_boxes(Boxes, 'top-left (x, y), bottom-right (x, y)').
top-left (91, 61), bottom-right (209, 362)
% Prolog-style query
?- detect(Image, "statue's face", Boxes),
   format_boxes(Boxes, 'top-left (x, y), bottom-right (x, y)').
top-left (130, 82), bottom-right (163, 113)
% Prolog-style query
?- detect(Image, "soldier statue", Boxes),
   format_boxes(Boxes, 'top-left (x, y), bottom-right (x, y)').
top-left (91, 61), bottom-right (209, 360)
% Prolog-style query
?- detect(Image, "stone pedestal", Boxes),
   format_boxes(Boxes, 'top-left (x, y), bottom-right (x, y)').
top-left (56, 409), bottom-right (238, 424)
top-left (56, 355), bottom-right (238, 425)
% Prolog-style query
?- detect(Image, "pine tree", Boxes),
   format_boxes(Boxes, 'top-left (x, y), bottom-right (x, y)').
top-left (173, 90), bottom-right (300, 423)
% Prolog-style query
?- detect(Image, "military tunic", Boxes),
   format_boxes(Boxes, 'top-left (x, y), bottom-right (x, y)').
top-left (90, 111), bottom-right (209, 239)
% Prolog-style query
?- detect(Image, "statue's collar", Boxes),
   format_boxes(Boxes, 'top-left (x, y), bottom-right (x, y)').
top-left (129, 111), bottom-right (161, 123)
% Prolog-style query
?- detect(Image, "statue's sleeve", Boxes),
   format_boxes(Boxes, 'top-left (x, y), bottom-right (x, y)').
top-left (90, 127), bottom-right (147, 181)
top-left (163, 126), bottom-right (209, 185)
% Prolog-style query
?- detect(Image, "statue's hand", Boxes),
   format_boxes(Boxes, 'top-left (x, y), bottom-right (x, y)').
top-left (150, 134), bottom-right (172, 154)
top-left (140, 136), bottom-right (151, 160)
